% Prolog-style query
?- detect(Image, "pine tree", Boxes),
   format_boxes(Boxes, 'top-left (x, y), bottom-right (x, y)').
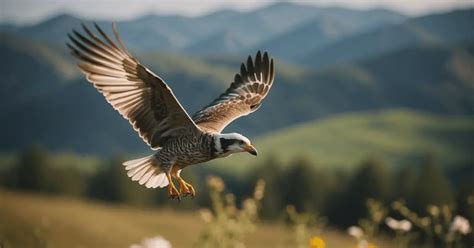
top-left (251, 155), bottom-right (284, 219)
top-left (411, 158), bottom-right (453, 213)
top-left (15, 144), bottom-right (51, 191)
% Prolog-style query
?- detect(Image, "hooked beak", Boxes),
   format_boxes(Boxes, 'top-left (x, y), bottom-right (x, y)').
top-left (244, 144), bottom-right (258, 156)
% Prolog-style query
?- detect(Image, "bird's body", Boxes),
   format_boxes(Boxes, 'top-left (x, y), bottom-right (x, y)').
top-left (158, 132), bottom-right (215, 168)
top-left (68, 23), bottom-right (275, 199)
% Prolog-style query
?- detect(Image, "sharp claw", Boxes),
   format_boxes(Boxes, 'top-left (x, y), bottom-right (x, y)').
top-left (168, 194), bottom-right (181, 201)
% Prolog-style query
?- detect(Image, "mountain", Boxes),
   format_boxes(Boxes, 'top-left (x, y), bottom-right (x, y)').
top-left (0, 33), bottom-right (78, 114)
top-left (254, 16), bottom-right (354, 62)
top-left (304, 8), bottom-right (474, 67)
top-left (207, 109), bottom-right (474, 174)
top-left (1, 27), bottom-right (473, 155)
top-left (8, 3), bottom-right (405, 54)
top-left (184, 31), bottom-right (250, 55)
top-left (255, 8), bottom-right (404, 62)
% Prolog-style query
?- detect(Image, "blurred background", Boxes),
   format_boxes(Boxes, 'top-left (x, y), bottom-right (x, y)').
top-left (0, 0), bottom-right (473, 247)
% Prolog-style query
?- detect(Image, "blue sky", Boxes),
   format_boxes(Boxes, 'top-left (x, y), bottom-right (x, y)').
top-left (1, 0), bottom-right (473, 25)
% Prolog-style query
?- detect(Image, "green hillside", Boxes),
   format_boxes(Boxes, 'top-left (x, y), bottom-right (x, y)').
top-left (208, 109), bottom-right (474, 174)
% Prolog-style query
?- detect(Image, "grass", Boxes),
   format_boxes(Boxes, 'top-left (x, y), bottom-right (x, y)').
top-left (0, 190), bottom-right (356, 248)
top-left (208, 109), bottom-right (474, 175)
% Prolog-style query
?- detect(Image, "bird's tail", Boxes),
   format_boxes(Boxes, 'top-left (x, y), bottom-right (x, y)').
top-left (122, 155), bottom-right (169, 189)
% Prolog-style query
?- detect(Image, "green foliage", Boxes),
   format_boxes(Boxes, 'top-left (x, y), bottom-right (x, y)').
top-left (390, 201), bottom-right (472, 247)
top-left (213, 110), bottom-right (474, 175)
top-left (392, 165), bottom-right (418, 202)
top-left (285, 205), bottom-right (327, 248)
top-left (328, 159), bottom-right (391, 227)
top-left (249, 156), bottom-right (285, 219)
top-left (13, 144), bottom-right (51, 191)
top-left (195, 176), bottom-right (264, 248)
top-left (411, 159), bottom-right (454, 212)
top-left (88, 155), bottom-right (155, 206)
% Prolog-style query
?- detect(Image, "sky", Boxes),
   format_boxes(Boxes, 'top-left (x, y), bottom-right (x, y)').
top-left (1, 0), bottom-right (473, 25)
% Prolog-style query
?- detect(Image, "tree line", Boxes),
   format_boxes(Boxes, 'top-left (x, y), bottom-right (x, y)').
top-left (0, 144), bottom-right (472, 230)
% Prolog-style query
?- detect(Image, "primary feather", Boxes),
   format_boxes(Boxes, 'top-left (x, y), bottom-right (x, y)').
top-left (192, 51), bottom-right (275, 133)
top-left (67, 23), bottom-right (199, 149)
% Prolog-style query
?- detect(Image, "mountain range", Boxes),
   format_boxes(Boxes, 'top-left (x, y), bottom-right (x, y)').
top-left (5, 3), bottom-right (405, 56)
top-left (0, 3), bottom-right (473, 162)
top-left (303, 8), bottom-right (474, 67)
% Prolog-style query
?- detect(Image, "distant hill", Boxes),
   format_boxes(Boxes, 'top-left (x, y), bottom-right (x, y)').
top-left (184, 30), bottom-right (250, 55)
top-left (255, 8), bottom-right (404, 62)
top-left (0, 33), bottom-right (78, 114)
top-left (208, 109), bottom-right (474, 174)
top-left (9, 2), bottom-right (404, 54)
top-left (0, 30), bottom-right (473, 154)
top-left (304, 8), bottom-right (474, 67)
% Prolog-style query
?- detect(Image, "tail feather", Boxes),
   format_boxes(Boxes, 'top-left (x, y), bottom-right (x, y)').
top-left (122, 155), bottom-right (169, 189)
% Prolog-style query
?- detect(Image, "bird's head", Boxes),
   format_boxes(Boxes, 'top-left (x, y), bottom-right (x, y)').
top-left (214, 133), bottom-right (257, 157)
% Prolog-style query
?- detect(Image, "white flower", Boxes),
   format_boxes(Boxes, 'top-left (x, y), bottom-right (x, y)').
top-left (399, 220), bottom-right (412, 232)
top-left (385, 217), bottom-right (412, 232)
top-left (348, 226), bottom-right (364, 239)
top-left (450, 215), bottom-right (471, 235)
top-left (130, 236), bottom-right (172, 248)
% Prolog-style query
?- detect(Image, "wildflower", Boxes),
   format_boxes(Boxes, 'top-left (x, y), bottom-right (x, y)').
top-left (242, 198), bottom-right (257, 216)
top-left (309, 236), bottom-right (325, 248)
top-left (253, 179), bottom-right (265, 200)
top-left (366, 242), bottom-right (377, 248)
top-left (347, 226), bottom-right (364, 239)
top-left (450, 215), bottom-right (471, 235)
top-left (391, 201), bottom-right (403, 210)
top-left (206, 175), bottom-right (225, 192)
top-left (419, 217), bottom-right (431, 227)
top-left (199, 209), bottom-right (213, 223)
top-left (427, 205), bottom-right (440, 217)
top-left (356, 240), bottom-right (378, 248)
top-left (129, 236), bottom-right (172, 248)
top-left (385, 217), bottom-right (412, 232)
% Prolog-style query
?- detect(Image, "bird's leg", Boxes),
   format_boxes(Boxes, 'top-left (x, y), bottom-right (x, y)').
top-left (172, 167), bottom-right (196, 198)
top-left (177, 176), bottom-right (196, 198)
top-left (166, 172), bottom-right (180, 201)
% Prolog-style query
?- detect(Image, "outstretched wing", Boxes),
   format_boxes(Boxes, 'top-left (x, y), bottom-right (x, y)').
top-left (67, 23), bottom-right (200, 149)
top-left (192, 51), bottom-right (275, 133)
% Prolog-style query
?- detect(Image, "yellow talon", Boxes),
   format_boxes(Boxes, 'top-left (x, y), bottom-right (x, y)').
top-left (177, 177), bottom-right (196, 198)
top-left (166, 173), bottom-right (180, 201)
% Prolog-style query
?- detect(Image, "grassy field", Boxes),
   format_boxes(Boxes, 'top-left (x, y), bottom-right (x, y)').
top-left (0, 190), bottom-right (358, 248)
top-left (208, 109), bottom-right (474, 174)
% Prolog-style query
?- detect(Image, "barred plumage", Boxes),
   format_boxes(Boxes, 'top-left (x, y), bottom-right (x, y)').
top-left (67, 23), bottom-right (275, 199)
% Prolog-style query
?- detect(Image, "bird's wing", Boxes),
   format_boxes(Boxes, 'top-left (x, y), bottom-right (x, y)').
top-left (192, 51), bottom-right (275, 133)
top-left (67, 23), bottom-right (200, 149)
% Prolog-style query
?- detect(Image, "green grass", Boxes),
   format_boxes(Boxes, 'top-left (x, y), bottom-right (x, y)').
top-left (0, 190), bottom-right (357, 248)
top-left (208, 109), bottom-right (474, 174)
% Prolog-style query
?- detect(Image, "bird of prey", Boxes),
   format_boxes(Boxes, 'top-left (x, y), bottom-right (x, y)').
top-left (67, 23), bottom-right (275, 200)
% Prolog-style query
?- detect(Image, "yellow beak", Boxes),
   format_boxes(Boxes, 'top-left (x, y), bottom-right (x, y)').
top-left (244, 144), bottom-right (258, 156)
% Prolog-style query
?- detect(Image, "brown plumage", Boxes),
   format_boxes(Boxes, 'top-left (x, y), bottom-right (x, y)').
top-left (67, 23), bottom-right (275, 200)
top-left (193, 51), bottom-right (275, 133)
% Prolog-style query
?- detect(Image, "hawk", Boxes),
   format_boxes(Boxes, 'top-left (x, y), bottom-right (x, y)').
top-left (67, 23), bottom-right (275, 199)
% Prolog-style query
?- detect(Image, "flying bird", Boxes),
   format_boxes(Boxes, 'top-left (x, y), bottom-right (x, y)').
top-left (67, 23), bottom-right (275, 200)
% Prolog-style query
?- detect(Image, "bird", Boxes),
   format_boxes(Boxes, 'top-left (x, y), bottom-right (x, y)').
top-left (67, 23), bottom-right (275, 200)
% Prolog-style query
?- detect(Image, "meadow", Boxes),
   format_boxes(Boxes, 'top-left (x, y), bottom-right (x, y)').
top-left (0, 190), bottom-right (358, 248)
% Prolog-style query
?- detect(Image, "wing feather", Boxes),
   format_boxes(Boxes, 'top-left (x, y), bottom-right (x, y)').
top-left (192, 51), bottom-right (275, 133)
top-left (67, 23), bottom-right (199, 149)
